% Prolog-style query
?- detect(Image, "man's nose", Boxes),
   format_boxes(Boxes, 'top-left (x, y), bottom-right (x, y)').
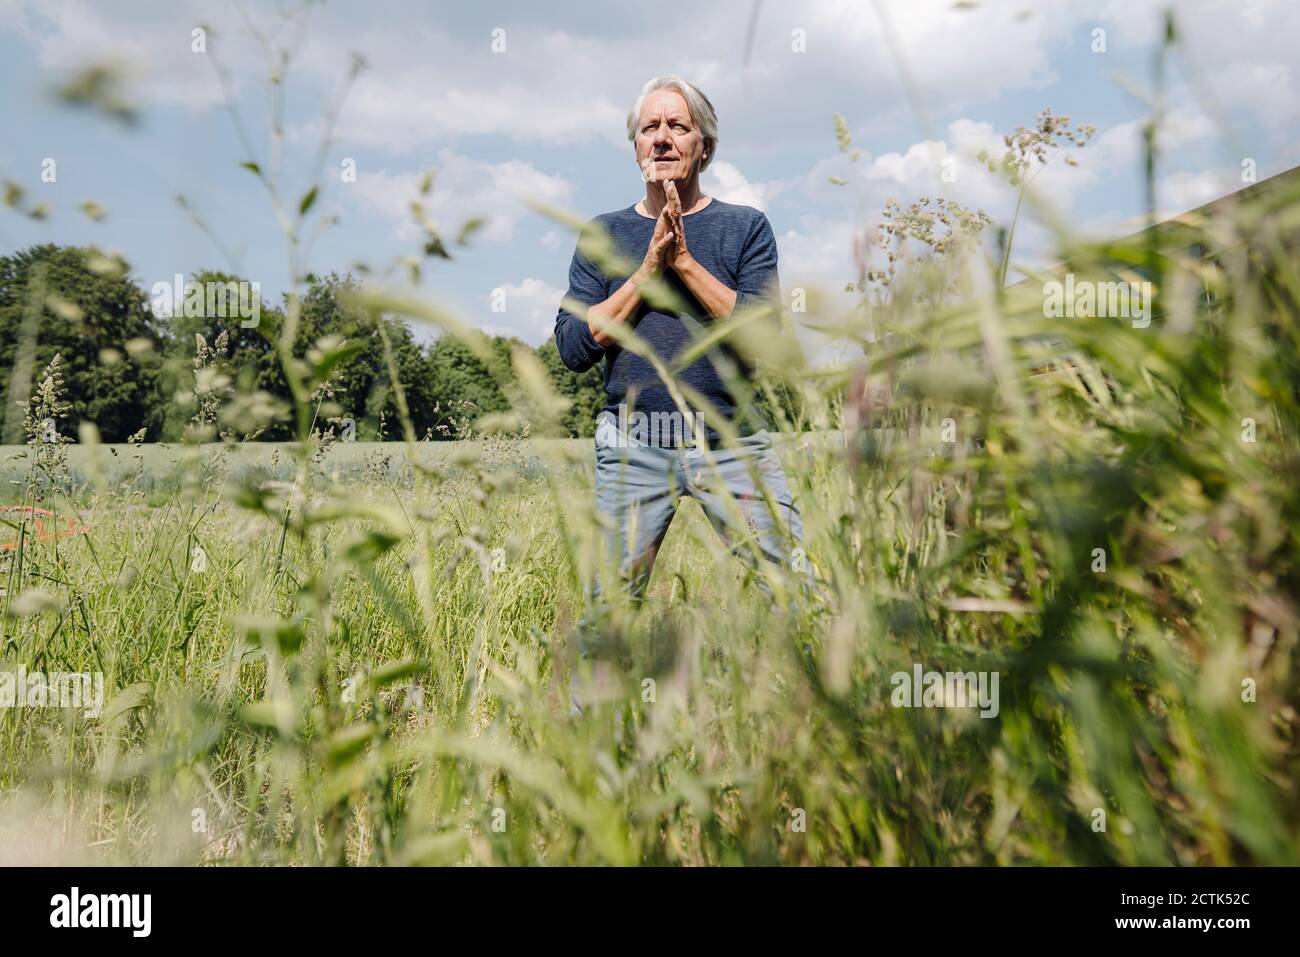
top-left (652, 123), bottom-right (673, 148)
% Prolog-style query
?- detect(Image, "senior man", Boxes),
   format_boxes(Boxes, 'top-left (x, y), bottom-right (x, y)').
top-left (554, 74), bottom-right (809, 657)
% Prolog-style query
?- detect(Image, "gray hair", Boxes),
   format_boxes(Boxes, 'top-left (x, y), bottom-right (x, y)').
top-left (626, 74), bottom-right (718, 173)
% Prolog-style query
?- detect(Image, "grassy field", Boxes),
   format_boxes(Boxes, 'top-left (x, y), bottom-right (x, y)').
top-left (0, 438), bottom-right (584, 496)
top-left (0, 433), bottom-right (849, 864)
top-left (0, 434), bottom-right (842, 492)
top-left (2, 228), bottom-right (1299, 865)
top-left (0, 370), bottom-right (1296, 865)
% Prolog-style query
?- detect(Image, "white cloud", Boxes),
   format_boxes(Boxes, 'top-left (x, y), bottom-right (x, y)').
top-left (777, 217), bottom-right (857, 288)
top-left (702, 160), bottom-right (774, 211)
top-left (483, 277), bottom-right (565, 342)
top-left (5, 0), bottom-right (238, 111)
top-left (332, 72), bottom-right (626, 153)
top-left (10, 0), bottom-right (1299, 162)
top-left (769, 102), bottom-right (1227, 278)
top-left (293, 18), bottom-right (632, 153)
top-left (347, 150), bottom-right (574, 245)
top-left (288, 0), bottom-right (1093, 156)
top-left (1158, 168), bottom-right (1239, 212)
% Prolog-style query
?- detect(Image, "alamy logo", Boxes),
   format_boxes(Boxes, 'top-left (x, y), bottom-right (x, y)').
top-left (890, 663), bottom-right (1000, 718)
top-left (595, 405), bottom-right (707, 449)
top-left (0, 666), bottom-right (103, 718)
top-left (1042, 273), bottom-right (1152, 328)
top-left (49, 887), bottom-right (151, 937)
top-left (150, 273), bottom-right (261, 328)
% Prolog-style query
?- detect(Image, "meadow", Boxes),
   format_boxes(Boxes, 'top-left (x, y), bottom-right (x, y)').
top-left (0, 285), bottom-right (1296, 866)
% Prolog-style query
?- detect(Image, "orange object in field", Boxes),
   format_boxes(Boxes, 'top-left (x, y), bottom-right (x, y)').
top-left (0, 506), bottom-right (91, 551)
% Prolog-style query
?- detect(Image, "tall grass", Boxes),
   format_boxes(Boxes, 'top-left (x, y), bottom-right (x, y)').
top-left (1, 5), bottom-right (1297, 866)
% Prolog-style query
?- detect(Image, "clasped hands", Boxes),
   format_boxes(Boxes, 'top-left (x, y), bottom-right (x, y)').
top-left (639, 178), bottom-right (693, 278)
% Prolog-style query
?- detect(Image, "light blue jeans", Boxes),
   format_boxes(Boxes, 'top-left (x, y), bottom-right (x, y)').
top-left (586, 425), bottom-right (812, 616)
top-left (570, 426), bottom-right (815, 713)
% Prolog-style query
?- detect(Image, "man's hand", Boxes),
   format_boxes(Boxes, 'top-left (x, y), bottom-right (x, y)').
top-left (636, 180), bottom-right (693, 282)
top-left (663, 179), bottom-right (691, 269)
top-left (639, 205), bottom-right (676, 278)
top-left (658, 180), bottom-right (738, 321)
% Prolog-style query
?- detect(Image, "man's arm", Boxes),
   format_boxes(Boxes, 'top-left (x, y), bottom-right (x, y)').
top-left (583, 265), bottom-right (654, 348)
top-left (672, 255), bottom-right (737, 320)
top-left (661, 179), bottom-right (737, 320)
top-left (731, 211), bottom-right (780, 317)
top-left (665, 183), bottom-right (778, 321)
top-left (671, 213), bottom-right (779, 321)
top-left (554, 235), bottom-right (612, 373)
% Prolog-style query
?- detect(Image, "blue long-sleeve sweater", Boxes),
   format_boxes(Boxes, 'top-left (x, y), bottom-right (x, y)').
top-left (553, 198), bottom-right (780, 438)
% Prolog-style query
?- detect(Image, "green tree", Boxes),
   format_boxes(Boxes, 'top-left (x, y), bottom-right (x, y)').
top-left (157, 269), bottom-right (286, 441)
top-left (292, 274), bottom-right (437, 441)
top-left (160, 272), bottom-right (439, 441)
top-left (536, 339), bottom-right (605, 437)
top-left (425, 334), bottom-right (520, 438)
top-left (0, 244), bottom-right (165, 442)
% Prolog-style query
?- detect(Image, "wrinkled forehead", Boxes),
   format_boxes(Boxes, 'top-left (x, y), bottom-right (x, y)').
top-left (637, 89), bottom-right (692, 127)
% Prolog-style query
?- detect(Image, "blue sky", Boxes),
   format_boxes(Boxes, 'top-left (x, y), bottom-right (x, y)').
top-left (2, 0), bottom-right (1298, 353)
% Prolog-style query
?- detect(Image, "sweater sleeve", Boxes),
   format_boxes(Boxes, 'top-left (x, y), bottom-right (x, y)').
top-left (733, 212), bottom-right (780, 317)
top-left (553, 231), bottom-right (609, 373)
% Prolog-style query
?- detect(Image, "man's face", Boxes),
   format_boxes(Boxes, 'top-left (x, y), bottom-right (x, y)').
top-left (635, 89), bottom-right (705, 184)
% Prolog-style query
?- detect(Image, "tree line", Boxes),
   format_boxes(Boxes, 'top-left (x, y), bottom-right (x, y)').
top-left (0, 244), bottom-right (607, 443)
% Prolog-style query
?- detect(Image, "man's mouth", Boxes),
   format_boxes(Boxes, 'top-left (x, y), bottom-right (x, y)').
top-left (654, 157), bottom-right (676, 162)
